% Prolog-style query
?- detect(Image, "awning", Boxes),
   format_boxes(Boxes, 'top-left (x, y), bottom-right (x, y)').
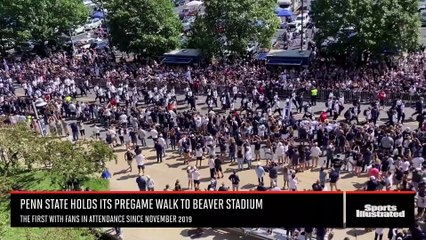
top-left (161, 57), bottom-right (193, 64)
top-left (267, 59), bottom-right (302, 66)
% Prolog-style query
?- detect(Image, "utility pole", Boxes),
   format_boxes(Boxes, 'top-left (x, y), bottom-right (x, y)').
top-left (99, 0), bottom-right (114, 52)
top-left (300, 0), bottom-right (304, 51)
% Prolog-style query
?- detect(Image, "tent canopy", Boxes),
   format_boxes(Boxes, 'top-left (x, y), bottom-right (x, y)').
top-left (266, 50), bottom-right (312, 67)
top-left (276, 9), bottom-right (292, 17)
top-left (162, 49), bottom-right (202, 65)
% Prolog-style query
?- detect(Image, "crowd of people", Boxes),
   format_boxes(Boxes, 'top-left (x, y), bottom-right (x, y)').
top-left (2, 46), bottom-right (426, 239)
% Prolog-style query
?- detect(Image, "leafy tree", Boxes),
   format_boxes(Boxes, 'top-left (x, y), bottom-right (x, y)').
top-left (0, 0), bottom-right (88, 44)
top-left (107, 0), bottom-right (182, 56)
top-left (0, 124), bottom-right (116, 187)
top-left (312, 0), bottom-right (420, 60)
top-left (49, 140), bottom-right (116, 189)
top-left (188, 0), bottom-right (279, 58)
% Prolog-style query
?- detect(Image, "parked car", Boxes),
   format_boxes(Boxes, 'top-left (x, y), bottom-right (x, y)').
top-left (293, 13), bottom-right (310, 28)
top-left (173, 0), bottom-right (185, 6)
top-left (277, 0), bottom-right (292, 11)
top-left (15, 41), bottom-right (34, 53)
top-left (84, 18), bottom-right (103, 30)
top-left (73, 25), bottom-right (85, 35)
top-left (421, 10), bottom-right (426, 26)
top-left (420, 0), bottom-right (426, 11)
top-left (0, 38), bottom-right (15, 50)
top-left (182, 16), bottom-right (196, 32)
top-left (246, 42), bottom-right (259, 54)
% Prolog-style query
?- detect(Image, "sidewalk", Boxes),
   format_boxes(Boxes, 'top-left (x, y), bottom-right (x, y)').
top-left (105, 145), bottom-right (376, 240)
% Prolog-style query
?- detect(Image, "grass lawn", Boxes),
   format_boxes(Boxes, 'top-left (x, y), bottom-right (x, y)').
top-left (0, 170), bottom-right (109, 240)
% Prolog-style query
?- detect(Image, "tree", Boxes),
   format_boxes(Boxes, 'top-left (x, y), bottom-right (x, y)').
top-left (0, 124), bottom-right (116, 188)
top-left (107, 0), bottom-right (182, 56)
top-left (188, 0), bottom-right (279, 58)
top-left (312, 0), bottom-right (420, 60)
top-left (0, 0), bottom-right (88, 45)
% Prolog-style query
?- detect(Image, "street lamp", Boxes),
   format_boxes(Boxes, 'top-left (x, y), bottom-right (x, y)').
top-left (98, 0), bottom-right (114, 52)
top-left (300, 0), bottom-right (304, 51)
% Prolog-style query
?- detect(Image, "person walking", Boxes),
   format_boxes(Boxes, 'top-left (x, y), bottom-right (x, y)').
top-left (255, 162), bottom-right (265, 184)
top-left (229, 170), bottom-right (240, 191)
top-left (214, 157), bottom-right (224, 178)
top-left (135, 151), bottom-right (145, 175)
top-left (154, 140), bottom-right (164, 163)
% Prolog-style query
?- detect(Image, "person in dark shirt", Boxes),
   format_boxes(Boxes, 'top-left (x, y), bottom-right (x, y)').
top-left (228, 170), bottom-right (240, 191)
top-left (136, 175), bottom-right (147, 191)
top-left (218, 183), bottom-right (229, 191)
top-left (70, 122), bottom-right (79, 141)
top-left (257, 182), bottom-right (267, 191)
top-left (329, 169), bottom-right (339, 191)
top-left (154, 140), bottom-right (163, 162)
top-left (312, 180), bottom-right (323, 191)
top-left (134, 146), bottom-right (142, 155)
top-left (315, 227), bottom-right (326, 240)
top-left (366, 176), bottom-right (379, 191)
top-left (332, 155), bottom-right (343, 175)
top-left (214, 157), bottom-right (224, 178)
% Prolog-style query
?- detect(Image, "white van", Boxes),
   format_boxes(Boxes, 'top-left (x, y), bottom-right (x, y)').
top-left (277, 0), bottom-right (292, 10)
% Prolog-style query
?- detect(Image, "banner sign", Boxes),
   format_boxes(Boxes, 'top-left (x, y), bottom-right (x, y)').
top-left (10, 191), bottom-right (344, 228)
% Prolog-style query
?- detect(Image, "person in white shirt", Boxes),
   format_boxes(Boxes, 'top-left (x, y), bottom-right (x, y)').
top-left (244, 146), bottom-right (253, 169)
top-left (192, 167), bottom-right (201, 189)
top-left (135, 153), bottom-right (145, 175)
top-left (150, 128), bottom-right (158, 140)
top-left (417, 192), bottom-right (426, 222)
top-left (310, 143), bottom-right (322, 168)
top-left (401, 160), bottom-right (410, 173)
top-left (412, 156), bottom-right (425, 169)
top-left (384, 171), bottom-right (393, 191)
top-left (146, 175), bottom-right (155, 191)
top-left (158, 134), bottom-right (167, 156)
top-left (289, 174), bottom-right (298, 191)
top-left (275, 142), bottom-right (285, 164)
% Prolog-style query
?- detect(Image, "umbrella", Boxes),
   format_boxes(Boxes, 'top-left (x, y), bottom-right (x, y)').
top-left (91, 11), bottom-right (105, 19)
top-left (276, 9), bottom-right (292, 17)
top-left (185, 0), bottom-right (203, 7)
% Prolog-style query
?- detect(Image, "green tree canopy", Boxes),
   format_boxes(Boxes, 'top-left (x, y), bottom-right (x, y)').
top-left (0, 0), bottom-right (89, 44)
top-left (188, 0), bottom-right (279, 58)
top-left (0, 124), bottom-right (115, 187)
top-left (107, 0), bottom-right (182, 56)
top-left (312, 0), bottom-right (420, 59)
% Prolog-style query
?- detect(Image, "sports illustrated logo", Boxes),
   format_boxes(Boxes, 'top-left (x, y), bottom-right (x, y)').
top-left (356, 204), bottom-right (405, 218)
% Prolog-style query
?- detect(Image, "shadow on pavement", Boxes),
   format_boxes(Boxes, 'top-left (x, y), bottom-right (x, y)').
top-left (116, 174), bottom-right (139, 181)
top-left (346, 228), bottom-right (369, 237)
